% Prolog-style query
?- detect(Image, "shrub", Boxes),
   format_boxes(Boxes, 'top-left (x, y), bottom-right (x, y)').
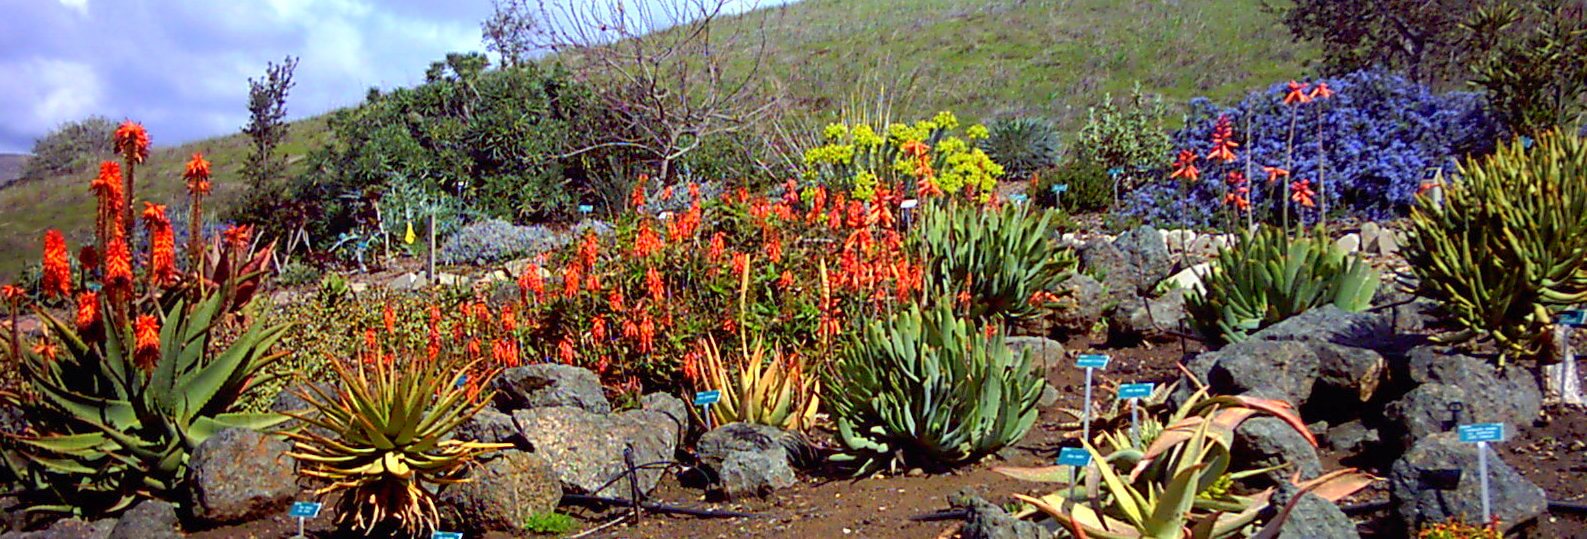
top-left (979, 117), bottom-right (1060, 180)
top-left (1072, 83), bottom-right (1173, 189)
top-left (276, 261), bottom-right (322, 287)
top-left (1405, 133), bottom-right (1587, 363)
top-left (915, 201), bottom-right (1075, 323)
top-left (825, 303), bottom-right (1042, 473)
top-left (1186, 225), bottom-right (1379, 345)
top-left (437, 220), bottom-right (568, 266)
top-left (801, 111), bottom-right (1004, 201)
top-left (1465, 0), bottom-right (1587, 138)
top-left (1124, 70), bottom-right (1500, 227)
top-left (1032, 159), bottom-right (1113, 213)
top-left (689, 266), bottom-right (820, 432)
top-left (19, 116), bottom-right (117, 180)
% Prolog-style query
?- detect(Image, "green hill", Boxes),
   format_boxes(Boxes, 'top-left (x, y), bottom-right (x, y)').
top-left (0, 0), bottom-right (1310, 280)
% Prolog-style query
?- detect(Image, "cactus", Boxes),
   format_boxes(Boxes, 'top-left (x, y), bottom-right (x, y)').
top-left (1186, 225), bottom-right (1379, 345)
top-left (824, 303), bottom-right (1042, 474)
top-left (1405, 133), bottom-right (1587, 364)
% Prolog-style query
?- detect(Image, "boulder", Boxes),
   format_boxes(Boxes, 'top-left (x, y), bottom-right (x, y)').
top-left (1233, 417), bottom-right (1322, 486)
top-left (187, 428), bottom-right (297, 525)
top-left (1050, 274), bottom-right (1108, 335)
top-left (454, 406), bottom-right (519, 446)
top-left (1334, 233), bottom-right (1361, 254)
top-left (386, 272), bottom-right (465, 291)
top-left (492, 364), bottom-right (612, 414)
top-left (107, 501), bottom-right (180, 539)
top-left (1110, 226), bottom-right (1173, 294)
top-left (1389, 432), bottom-right (1547, 535)
top-left (1313, 343), bottom-right (1387, 404)
top-left (1186, 233), bottom-right (1232, 258)
top-left (1005, 336), bottom-right (1066, 374)
top-left (717, 450), bottom-right (798, 499)
top-left (513, 406), bottom-right (679, 495)
top-left (641, 392), bottom-right (689, 435)
top-left (1162, 229), bottom-right (1197, 254)
top-left (1326, 420), bottom-right (1380, 455)
top-left (0, 518), bottom-right (116, 539)
top-left (1247, 306), bottom-right (1394, 352)
top-left (1200, 340), bottom-right (1320, 407)
top-left (1273, 485), bottom-right (1360, 539)
top-left (1079, 239), bottom-right (1134, 303)
top-left (437, 451), bottom-right (562, 533)
top-left (1108, 288), bottom-right (1187, 341)
top-left (949, 490), bottom-right (1050, 539)
top-left (1385, 348), bottom-right (1541, 448)
top-left (697, 423), bottom-right (799, 472)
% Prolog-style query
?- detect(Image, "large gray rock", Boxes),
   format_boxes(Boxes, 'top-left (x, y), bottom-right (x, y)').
top-left (187, 428), bottom-right (297, 525)
top-left (1389, 432), bottom-right (1547, 535)
top-left (1233, 417), bottom-right (1322, 486)
top-left (1247, 305), bottom-right (1394, 351)
top-left (1313, 343), bottom-right (1387, 404)
top-left (1273, 485), bottom-right (1360, 539)
top-left (454, 406), bottom-right (519, 445)
top-left (513, 406), bottom-right (679, 495)
top-left (1049, 274), bottom-right (1108, 335)
top-left (641, 392), bottom-right (689, 435)
top-left (949, 490), bottom-right (1050, 539)
top-left (107, 501), bottom-right (179, 539)
top-left (493, 364), bottom-right (612, 414)
top-left (1079, 240), bottom-right (1135, 305)
top-left (1108, 288), bottom-right (1187, 341)
top-left (1111, 226), bottom-right (1172, 294)
top-left (1326, 420), bottom-right (1380, 455)
top-left (1199, 340), bottom-right (1321, 407)
top-left (437, 450), bottom-right (562, 533)
top-left (0, 518), bottom-right (115, 539)
top-left (1385, 348), bottom-right (1541, 448)
top-left (698, 423), bottom-right (800, 498)
top-left (1005, 336), bottom-right (1066, 374)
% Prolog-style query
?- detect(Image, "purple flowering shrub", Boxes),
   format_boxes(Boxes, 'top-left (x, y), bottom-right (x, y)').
top-left (1120, 70), bottom-right (1500, 227)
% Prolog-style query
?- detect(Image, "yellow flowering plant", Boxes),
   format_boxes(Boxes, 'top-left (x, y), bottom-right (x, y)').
top-left (802, 111), bottom-right (1003, 202)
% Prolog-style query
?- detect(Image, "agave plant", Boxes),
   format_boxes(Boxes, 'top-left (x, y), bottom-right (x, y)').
top-left (996, 391), bottom-right (1375, 538)
top-left (825, 303), bottom-right (1042, 474)
top-left (916, 201), bottom-right (1076, 322)
top-left (691, 255), bottom-right (821, 431)
top-left (283, 348), bottom-right (509, 536)
top-left (1186, 225), bottom-right (1379, 345)
top-left (1405, 133), bottom-right (1587, 364)
top-left (1, 293), bottom-right (290, 513)
top-left (980, 117), bottom-right (1061, 179)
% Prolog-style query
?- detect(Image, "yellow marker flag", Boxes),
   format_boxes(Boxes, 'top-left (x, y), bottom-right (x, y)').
top-left (404, 222), bottom-right (416, 245)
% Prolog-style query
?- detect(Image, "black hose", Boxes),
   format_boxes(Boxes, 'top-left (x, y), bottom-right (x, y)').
top-left (909, 509), bottom-right (968, 522)
top-left (1550, 500), bottom-right (1587, 514)
top-left (910, 499), bottom-right (1587, 522)
top-left (561, 494), bottom-right (758, 519)
top-left (1339, 500), bottom-right (1391, 514)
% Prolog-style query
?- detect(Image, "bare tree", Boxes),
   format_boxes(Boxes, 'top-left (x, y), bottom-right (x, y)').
top-left (482, 0), bottom-right (539, 68)
top-left (528, 0), bottom-right (777, 181)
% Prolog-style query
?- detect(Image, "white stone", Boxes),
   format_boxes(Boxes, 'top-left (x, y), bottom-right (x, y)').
top-left (1335, 233), bottom-right (1362, 253)
top-left (1163, 263), bottom-right (1212, 294)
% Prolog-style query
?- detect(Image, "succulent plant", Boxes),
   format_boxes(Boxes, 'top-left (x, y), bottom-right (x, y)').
top-left (437, 219), bottom-right (569, 265)
top-left (915, 201), bottom-right (1076, 322)
top-left (825, 303), bottom-right (1042, 474)
top-left (1405, 133), bottom-right (1587, 363)
top-left (1, 293), bottom-right (290, 514)
top-left (691, 264), bottom-right (820, 431)
top-left (1186, 225), bottom-right (1379, 345)
top-left (980, 117), bottom-right (1061, 180)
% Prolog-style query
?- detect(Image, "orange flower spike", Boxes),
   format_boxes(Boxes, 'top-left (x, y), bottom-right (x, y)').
top-left (1170, 149), bottom-right (1200, 182)
top-left (467, 338), bottom-right (482, 358)
top-left (591, 316), bottom-right (608, 342)
top-left (688, 182), bottom-right (701, 202)
top-left (90, 162), bottom-right (125, 233)
top-left (222, 225), bottom-right (252, 253)
top-left (1283, 80), bottom-right (1312, 106)
top-left (32, 340), bottom-right (59, 363)
top-left (1205, 114), bottom-right (1239, 163)
top-left (764, 235), bottom-right (783, 264)
top-left (114, 121), bottom-right (151, 164)
top-left (637, 313), bottom-right (656, 354)
top-left (183, 153), bottom-right (212, 195)
top-left (520, 264), bottom-right (545, 303)
top-left (630, 174), bottom-right (649, 208)
top-left (1290, 179), bottom-right (1317, 208)
top-left (731, 252), bottom-right (748, 279)
top-left (1308, 81), bottom-right (1334, 101)
top-left (104, 235), bottom-right (134, 295)
top-left (41, 230), bottom-right (71, 299)
top-left (133, 314), bottom-right (160, 372)
top-left (383, 302), bottom-right (396, 333)
top-left (645, 266), bottom-right (665, 303)
top-left (558, 335), bottom-right (577, 364)
top-left (501, 305), bottom-right (517, 333)
top-left (778, 270), bottom-right (794, 290)
top-left (659, 184), bottom-right (675, 202)
top-left (141, 203), bottom-right (176, 286)
top-left (1262, 165), bottom-right (1291, 185)
top-left (562, 263), bottom-right (582, 298)
top-left (607, 289), bottom-right (626, 312)
top-left (0, 285), bottom-right (23, 305)
top-left (706, 232), bottom-right (726, 261)
top-left (74, 292), bottom-right (101, 335)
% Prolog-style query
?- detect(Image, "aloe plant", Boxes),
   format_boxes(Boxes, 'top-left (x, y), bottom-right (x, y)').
top-left (916, 201), bottom-right (1076, 322)
top-left (283, 346), bottom-right (509, 536)
top-left (825, 303), bottom-right (1042, 474)
top-left (1, 293), bottom-right (290, 514)
top-left (1405, 133), bottom-right (1587, 366)
top-left (1186, 224), bottom-right (1379, 345)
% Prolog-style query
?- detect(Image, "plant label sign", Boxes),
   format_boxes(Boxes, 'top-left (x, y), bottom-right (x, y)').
top-left (1558, 310), bottom-right (1586, 328)
top-left (1008, 193), bottom-right (1029, 204)
top-left (1458, 423), bottom-right (1505, 443)
top-left (694, 390), bottom-right (722, 406)
top-left (578, 204), bottom-right (594, 215)
top-left (1118, 383), bottom-right (1154, 400)
top-left (1057, 447), bottom-right (1091, 467)
top-left (432, 532), bottom-right (464, 539)
top-left (454, 374), bottom-right (468, 389)
top-left (288, 501), bottom-right (322, 518)
top-left (1076, 354), bottom-right (1109, 369)
top-left (900, 199), bottom-right (919, 210)
top-left (1051, 184), bottom-right (1069, 194)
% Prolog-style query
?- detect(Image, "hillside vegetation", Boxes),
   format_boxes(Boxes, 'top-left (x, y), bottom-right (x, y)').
top-left (0, 0), bottom-right (1309, 279)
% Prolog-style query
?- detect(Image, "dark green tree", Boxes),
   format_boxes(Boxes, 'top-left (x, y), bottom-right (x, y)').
top-left (1464, 0), bottom-right (1587, 136)
top-left (241, 56), bottom-right (298, 191)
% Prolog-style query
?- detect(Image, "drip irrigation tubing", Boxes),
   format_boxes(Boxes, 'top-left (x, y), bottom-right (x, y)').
top-left (561, 494), bottom-right (758, 519)
top-left (908, 498), bottom-right (1587, 522)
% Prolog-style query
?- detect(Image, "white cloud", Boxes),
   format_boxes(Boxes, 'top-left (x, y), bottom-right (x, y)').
top-left (56, 0), bottom-right (88, 16)
top-left (0, 58), bottom-right (103, 140)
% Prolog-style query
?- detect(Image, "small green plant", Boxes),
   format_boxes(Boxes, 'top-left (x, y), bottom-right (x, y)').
top-left (915, 201), bottom-right (1075, 323)
top-left (521, 511), bottom-right (580, 535)
top-left (979, 117), bottom-right (1060, 180)
top-left (825, 303), bottom-right (1042, 474)
top-left (1418, 516), bottom-right (1501, 539)
top-left (276, 261), bottom-right (322, 287)
top-left (1187, 225), bottom-right (1379, 345)
top-left (1072, 83), bottom-right (1173, 192)
top-left (1032, 158), bottom-right (1113, 213)
top-left (1406, 133), bottom-right (1587, 364)
top-left (316, 272), bottom-right (352, 307)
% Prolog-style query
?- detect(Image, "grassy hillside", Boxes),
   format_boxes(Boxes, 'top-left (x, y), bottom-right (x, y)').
top-left (0, 154), bottom-right (26, 187)
top-left (0, 0), bottom-right (1310, 280)
top-left (736, 0), bottom-right (1308, 126)
top-left (0, 116), bottom-right (331, 279)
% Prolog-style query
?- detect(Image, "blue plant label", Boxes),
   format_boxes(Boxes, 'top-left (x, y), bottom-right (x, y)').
top-left (288, 501), bottom-right (322, 518)
top-left (900, 199), bottom-right (919, 209)
top-left (693, 390), bottom-right (721, 406)
top-left (578, 204), bottom-right (594, 214)
top-left (1051, 183), bottom-right (1069, 194)
top-left (1118, 383), bottom-right (1154, 400)
top-left (1458, 423), bottom-right (1504, 443)
top-left (432, 532), bottom-right (464, 539)
top-left (1057, 447), bottom-right (1092, 467)
top-left (1009, 193), bottom-right (1029, 204)
top-left (1107, 167), bottom-right (1124, 178)
top-left (1075, 354), bottom-right (1109, 369)
top-left (454, 374), bottom-right (468, 389)
top-left (1558, 310), bottom-right (1586, 327)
